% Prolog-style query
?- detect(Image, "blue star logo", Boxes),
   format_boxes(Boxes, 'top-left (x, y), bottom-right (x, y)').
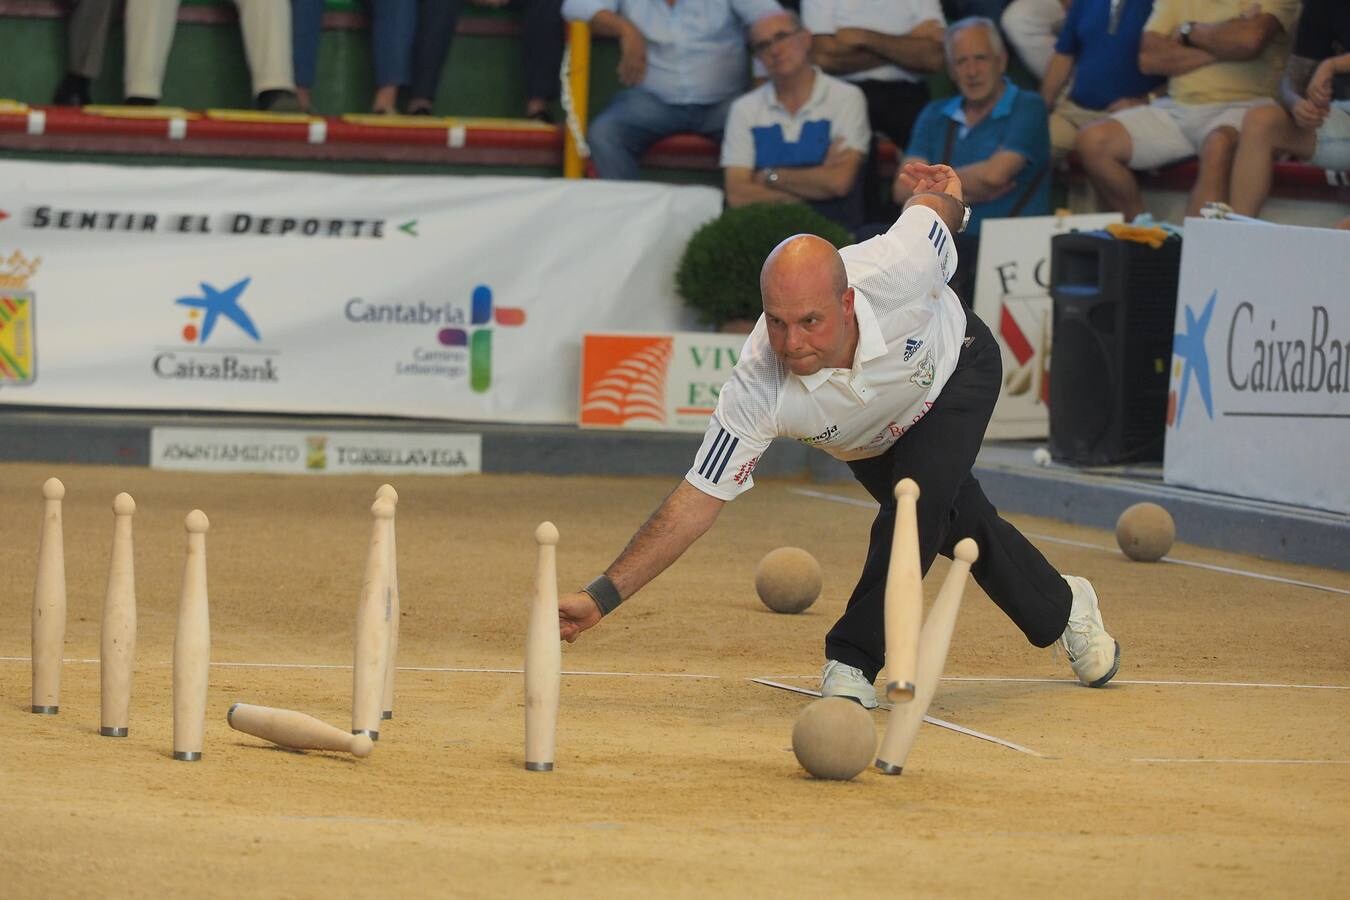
top-left (1173, 290), bottom-right (1217, 426)
top-left (175, 277), bottom-right (260, 343)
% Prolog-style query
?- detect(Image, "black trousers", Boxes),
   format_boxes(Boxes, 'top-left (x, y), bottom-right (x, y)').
top-left (824, 311), bottom-right (1072, 682)
top-left (411, 0), bottom-right (564, 103)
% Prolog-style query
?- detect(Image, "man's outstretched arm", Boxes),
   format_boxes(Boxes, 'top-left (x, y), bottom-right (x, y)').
top-left (559, 480), bottom-right (725, 641)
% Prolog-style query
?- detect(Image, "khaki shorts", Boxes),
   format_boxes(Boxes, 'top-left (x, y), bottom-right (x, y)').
top-left (1309, 102), bottom-right (1350, 171)
top-left (1114, 97), bottom-right (1273, 170)
top-left (1049, 97), bottom-right (1112, 157)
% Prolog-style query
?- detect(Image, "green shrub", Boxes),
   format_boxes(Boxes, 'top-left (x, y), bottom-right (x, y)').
top-left (676, 203), bottom-right (854, 328)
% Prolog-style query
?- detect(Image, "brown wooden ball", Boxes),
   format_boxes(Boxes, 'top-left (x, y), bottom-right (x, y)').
top-left (754, 547), bottom-right (822, 614)
top-left (1116, 502), bottom-right (1175, 562)
top-left (791, 698), bottom-right (876, 780)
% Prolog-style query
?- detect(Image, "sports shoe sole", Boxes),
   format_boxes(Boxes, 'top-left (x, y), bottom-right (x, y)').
top-left (820, 686), bottom-right (879, 709)
top-left (1084, 641), bottom-right (1122, 688)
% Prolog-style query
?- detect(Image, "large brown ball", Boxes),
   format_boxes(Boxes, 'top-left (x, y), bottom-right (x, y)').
top-left (1116, 502), bottom-right (1175, 562)
top-left (791, 698), bottom-right (876, 780)
top-left (754, 547), bottom-right (822, 614)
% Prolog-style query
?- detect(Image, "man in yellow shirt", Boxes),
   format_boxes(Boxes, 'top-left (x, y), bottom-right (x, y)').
top-left (1073, 0), bottom-right (1301, 220)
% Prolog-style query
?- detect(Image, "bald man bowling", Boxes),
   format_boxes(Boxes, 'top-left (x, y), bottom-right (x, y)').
top-left (559, 162), bottom-right (1119, 706)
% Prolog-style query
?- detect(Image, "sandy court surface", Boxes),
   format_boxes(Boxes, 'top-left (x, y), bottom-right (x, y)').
top-left (0, 461), bottom-right (1347, 898)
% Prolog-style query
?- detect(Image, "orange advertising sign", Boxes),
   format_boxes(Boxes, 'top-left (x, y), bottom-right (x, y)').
top-left (579, 332), bottom-right (747, 431)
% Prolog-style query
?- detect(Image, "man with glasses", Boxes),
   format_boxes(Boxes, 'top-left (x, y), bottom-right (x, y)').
top-left (805, 0), bottom-right (948, 221)
top-left (722, 11), bottom-right (873, 233)
top-left (563, 0), bottom-right (785, 179)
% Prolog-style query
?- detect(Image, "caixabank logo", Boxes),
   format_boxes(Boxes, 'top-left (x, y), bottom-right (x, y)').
top-left (344, 283), bottom-right (525, 394)
top-left (153, 276), bottom-right (279, 382)
top-left (1168, 289), bottom-right (1349, 430)
top-left (0, 249), bottom-right (39, 387)
top-left (1167, 290), bottom-right (1216, 428)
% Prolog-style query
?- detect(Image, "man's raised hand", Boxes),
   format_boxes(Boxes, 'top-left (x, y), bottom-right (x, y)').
top-left (899, 162), bottom-right (965, 202)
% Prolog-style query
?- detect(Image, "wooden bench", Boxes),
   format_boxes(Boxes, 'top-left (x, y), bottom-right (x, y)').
top-left (636, 132), bottom-right (1350, 213)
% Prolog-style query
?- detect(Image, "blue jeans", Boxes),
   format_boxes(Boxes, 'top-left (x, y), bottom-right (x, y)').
top-left (292, 0), bottom-right (416, 89)
top-left (588, 87), bottom-right (733, 180)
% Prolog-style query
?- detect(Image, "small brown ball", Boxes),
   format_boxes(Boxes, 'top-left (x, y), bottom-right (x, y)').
top-left (754, 547), bottom-right (822, 614)
top-left (791, 698), bottom-right (876, 780)
top-left (1116, 502), bottom-right (1175, 562)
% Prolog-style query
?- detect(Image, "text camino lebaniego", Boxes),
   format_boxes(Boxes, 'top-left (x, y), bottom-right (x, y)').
top-left (344, 299), bottom-right (470, 379)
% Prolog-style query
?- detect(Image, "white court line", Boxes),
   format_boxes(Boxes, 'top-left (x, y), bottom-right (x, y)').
top-left (0, 657), bottom-right (719, 679)
top-left (762, 673), bottom-right (1350, 691)
top-left (7, 658), bottom-right (1341, 690)
top-left (787, 487), bottom-right (1350, 596)
top-left (750, 678), bottom-right (1043, 758)
top-left (1133, 758), bottom-right (1350, 765)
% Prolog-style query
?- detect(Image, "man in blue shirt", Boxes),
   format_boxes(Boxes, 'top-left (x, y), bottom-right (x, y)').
top-left (894, 16), bottom-right (1051, 301)
top-left (563, 0), bottom-right (784, 180)
top-left (1040, 0), bottom-right (1166, 158)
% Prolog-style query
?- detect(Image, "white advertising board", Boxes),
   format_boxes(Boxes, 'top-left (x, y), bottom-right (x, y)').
top-left (1163, 219), bottom-right (1350, 514)
top-left (0, 160), bottom-right (721, 423)
top-left (973, 212), bottom-right (1123, 438)
top-left (150, 427), bottom-right (482, 476)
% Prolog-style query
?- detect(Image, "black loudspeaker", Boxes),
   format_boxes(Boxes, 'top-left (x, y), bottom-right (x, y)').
top-left (1048, 232), bottom-right (1182, 465)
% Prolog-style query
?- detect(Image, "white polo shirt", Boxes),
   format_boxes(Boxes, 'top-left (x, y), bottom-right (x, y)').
top-left (801, 0), bottom-right (947, 84)
top-left (721, 68), bottom-right (871, 170)
top-left (685, 204), bottom-right (966, 501)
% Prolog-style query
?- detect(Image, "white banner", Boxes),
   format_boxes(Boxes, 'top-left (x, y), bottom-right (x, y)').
top-left (0, 160), bottom-right (722, 423)
top-left (150, 427), bottom-right (482, 476)
top-left (973, 213), bottom-right (1123, 438)
top-left (1163, 219), bottom-right (1350, 514)
top-left (578, 331), bottom-right (748, 432)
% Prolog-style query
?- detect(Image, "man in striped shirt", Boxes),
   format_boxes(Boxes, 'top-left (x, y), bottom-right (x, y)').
top-left (559, 162), bottom-right (1119, 707)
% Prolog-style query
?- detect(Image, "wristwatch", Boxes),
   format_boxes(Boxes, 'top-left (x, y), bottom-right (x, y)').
top-left (954, 197), bottom-right (971, 233)
top-left (1179, 21), bottom-right (1195, 46)
top-left (764, 168), bottom-right (780, 185)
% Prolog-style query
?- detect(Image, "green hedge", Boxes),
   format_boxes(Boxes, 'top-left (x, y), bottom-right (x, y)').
top-left (676, 203), bottom-right (853, 328)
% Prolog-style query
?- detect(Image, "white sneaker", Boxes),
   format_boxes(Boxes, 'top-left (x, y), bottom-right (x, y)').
top-left (1059, 575), bottom-right (1120, 687)
top-left (820, 659), bottom-right (879, 709)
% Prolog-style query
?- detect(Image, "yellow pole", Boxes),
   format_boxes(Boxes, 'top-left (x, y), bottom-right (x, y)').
top-left (563, 22), bottom-right (591, 179)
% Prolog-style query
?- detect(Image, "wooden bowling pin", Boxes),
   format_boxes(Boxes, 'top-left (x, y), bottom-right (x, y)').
top-left (228, 703), bottom-right (374, 758)
top-left (31, 477), bottom-right (67, 715)
top-left (352, 498), bottom-right (394, 741)
top-left (100, 493), bottom-right (137, 737)
top-left (376, 484), bottom-right (400, 722)
top-left (524, 521), bottom-right (561, 772)
top-left (172, 510), bottom-right (211, 761)
top-left (883, 478), bottom-right (923, 703)
top-left (876, 538), bottom-right (979, 775)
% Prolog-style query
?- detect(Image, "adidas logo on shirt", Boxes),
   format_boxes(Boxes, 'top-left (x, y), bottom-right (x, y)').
top-left (903, 338), bottom-right (924, 361)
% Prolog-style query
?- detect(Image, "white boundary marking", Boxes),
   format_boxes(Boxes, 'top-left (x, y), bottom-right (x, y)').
top-left (1132, 758), bottom-right (1350, 765)
top-left (0, 657), bottom-right (718, 679)
top-left (787, 486), bottom-right (1350, 595)
top-left (2, 656), bottom-right (1339, 763)
top-left (6, 658), bottom-right (1339, 691)
top-left (761, 673), bottom-right (1350, 691)
top-left (750, 678), bottom-right (1044, 758)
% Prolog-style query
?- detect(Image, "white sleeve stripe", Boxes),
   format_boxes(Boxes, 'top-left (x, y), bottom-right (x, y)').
top-left (697, 427), bottom-right (740, 482)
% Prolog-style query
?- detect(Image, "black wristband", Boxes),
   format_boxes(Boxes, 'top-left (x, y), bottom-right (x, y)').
top-left (582, 574), bottom-right (623, 616)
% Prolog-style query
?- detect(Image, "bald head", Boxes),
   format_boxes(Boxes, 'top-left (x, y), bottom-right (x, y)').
top-left (760, 234), bottom-right (847, 306)
top-left (759, 235), bottom-right (857, 377)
